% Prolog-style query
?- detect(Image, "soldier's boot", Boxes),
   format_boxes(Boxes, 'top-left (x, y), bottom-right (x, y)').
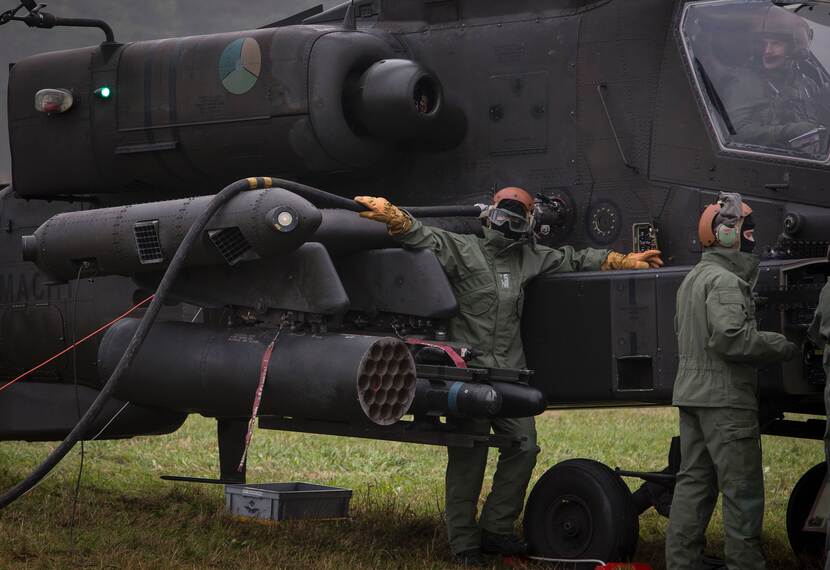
top-left (701, 555), bottom-right (727, 569)
top-left (455, 548), bottom-right (488, 567)
top-left (481, 530), bottom-right (527, 555)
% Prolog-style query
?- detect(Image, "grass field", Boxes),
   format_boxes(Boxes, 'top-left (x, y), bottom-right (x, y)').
top-left (0, 408), bottom-right (823, 569)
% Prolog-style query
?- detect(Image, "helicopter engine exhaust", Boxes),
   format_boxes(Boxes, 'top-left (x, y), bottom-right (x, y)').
top-left (343, 58), bottom-right (443, 143)
top-left (98, 319), bottom-right (418, 426)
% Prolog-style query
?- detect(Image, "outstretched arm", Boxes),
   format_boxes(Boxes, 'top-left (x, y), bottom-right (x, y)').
top-left (601, 250), bottom-right (663, 270)
top-left (354, 196), bottom-right (413, 236)
top-left (535, 246), bottom-right (663, 277)
top-left (354, 195), bottom-right (467, 276)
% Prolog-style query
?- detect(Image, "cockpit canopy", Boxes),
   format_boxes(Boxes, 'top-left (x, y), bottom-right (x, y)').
top-left (681, 0), bottom-right (830, 163)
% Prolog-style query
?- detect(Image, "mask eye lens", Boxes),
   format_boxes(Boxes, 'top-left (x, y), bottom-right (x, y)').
top-left (490, 210), bottom-right (510, 224)
top-left (488, 207), bottom-right (531, 233)
top-left (508, 217), bottom-right (529, 232)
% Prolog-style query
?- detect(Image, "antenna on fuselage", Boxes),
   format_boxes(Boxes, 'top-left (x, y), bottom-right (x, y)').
top-left (343, 0), bottom-right (357, 30)
top-left (0, 1), bottom-right (116, 44)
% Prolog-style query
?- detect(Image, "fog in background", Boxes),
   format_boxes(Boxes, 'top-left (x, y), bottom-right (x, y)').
top-left (0, 0), bottom-right (336, 183)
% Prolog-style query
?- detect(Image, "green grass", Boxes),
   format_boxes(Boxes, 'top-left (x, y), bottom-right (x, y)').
top-left (0, 408), bottom-right (823, 569)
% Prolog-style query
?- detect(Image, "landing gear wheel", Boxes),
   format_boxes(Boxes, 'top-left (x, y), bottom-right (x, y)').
top-left (786, 461), bottom-right (827, 564)
top-left (523, 458), bottom-right (639, 561)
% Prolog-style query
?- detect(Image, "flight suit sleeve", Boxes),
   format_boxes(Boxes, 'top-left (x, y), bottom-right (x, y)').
top-left (705, 278), bottom-right (792, 364)
top-left (393, 217), bottom-right (466, 277)
top-left (535, 245), bottom-right (610, 276)
top-left (725, 70), bottom-right (819, 147)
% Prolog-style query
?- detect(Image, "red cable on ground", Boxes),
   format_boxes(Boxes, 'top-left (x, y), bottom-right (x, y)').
top-left (0, 294), bottom-right (155, 394)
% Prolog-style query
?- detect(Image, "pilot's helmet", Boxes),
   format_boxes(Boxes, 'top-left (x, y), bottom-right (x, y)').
top-left (492, 186), bottom-right (534, 213)
top-left (753, 5), bottom-right (812, 64)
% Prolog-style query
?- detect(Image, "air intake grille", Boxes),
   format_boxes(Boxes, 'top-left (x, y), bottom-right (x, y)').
top-left (133, 220), bottom-right (164, 264)
top-left (208, 227), bottom-right (252, 266)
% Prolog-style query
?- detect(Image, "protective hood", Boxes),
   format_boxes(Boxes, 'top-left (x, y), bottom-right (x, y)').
top-left (714, 192), bottom-right (745, 229)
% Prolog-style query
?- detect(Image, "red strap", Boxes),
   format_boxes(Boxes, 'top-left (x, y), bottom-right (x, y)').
top-left (404, 338), bottom-right (467, 369)
top-left (0, 294), bottom-right (155, 394)
top-left (238, 333), bottom-right (279, 471)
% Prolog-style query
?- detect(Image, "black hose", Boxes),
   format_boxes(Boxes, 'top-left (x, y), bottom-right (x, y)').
top-left (0, 177), bottom-right (272, 510)
top-left (273, 180), bottom-right (364, 212)
top-left (271, 180), bottom-right (482, 219)
top-left (405, 205), bottom-right (483, 218)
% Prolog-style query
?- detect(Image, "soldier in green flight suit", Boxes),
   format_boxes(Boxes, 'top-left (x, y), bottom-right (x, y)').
top-left (355, 188), bottom-right (663, 566)
top-left (807, 252), bottom-right (830, 570)
top-left (665, 192), bottom-right (797, 570)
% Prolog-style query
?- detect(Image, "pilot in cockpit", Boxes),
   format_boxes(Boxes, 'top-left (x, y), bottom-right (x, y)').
top-left (721, 6), bottom-right (830, 158)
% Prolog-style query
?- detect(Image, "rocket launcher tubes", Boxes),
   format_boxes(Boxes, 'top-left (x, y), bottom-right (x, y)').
top-left (98, 319), bottom-right (417, 426)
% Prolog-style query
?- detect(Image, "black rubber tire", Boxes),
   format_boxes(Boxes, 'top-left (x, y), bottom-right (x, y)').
top-left (523, 458), bottom-right (639, 561)
top-left (786, 461), bottom-right (827, 563)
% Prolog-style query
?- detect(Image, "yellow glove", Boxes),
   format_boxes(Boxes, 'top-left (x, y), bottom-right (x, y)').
top-left (354, 196), bottom-right (413, 236)
top-left (601, 250), bottom-right (663, 271)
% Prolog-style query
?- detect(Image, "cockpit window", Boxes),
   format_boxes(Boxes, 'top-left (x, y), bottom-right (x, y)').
top-left (681, 1), bottom-right (830, 163)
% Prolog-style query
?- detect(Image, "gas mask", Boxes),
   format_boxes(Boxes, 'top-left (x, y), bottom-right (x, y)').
top-left (487, 199), bottom-right (533, 240)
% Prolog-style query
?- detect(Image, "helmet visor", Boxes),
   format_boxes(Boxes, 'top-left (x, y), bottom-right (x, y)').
top-left (488, 207), bottom-right (532, 233)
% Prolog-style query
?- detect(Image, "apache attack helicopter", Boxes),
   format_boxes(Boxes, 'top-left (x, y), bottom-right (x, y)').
top-left (1, 0), bottom-right (829, 564)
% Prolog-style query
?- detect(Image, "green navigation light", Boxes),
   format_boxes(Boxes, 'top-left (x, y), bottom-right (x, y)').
top-left (94, 86), bottom-right (112, 100)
